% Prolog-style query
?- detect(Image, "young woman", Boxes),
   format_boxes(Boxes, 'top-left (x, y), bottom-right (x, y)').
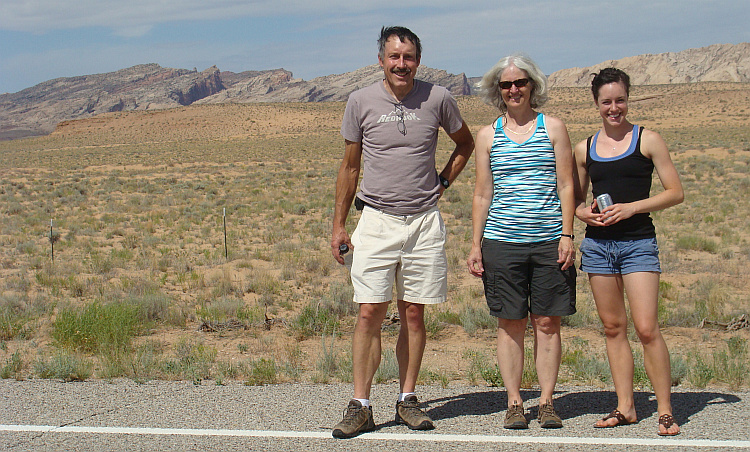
top-left (468, 54), bottom-right (576, 429)
top-left (573, 68), bottom-right (683, 436)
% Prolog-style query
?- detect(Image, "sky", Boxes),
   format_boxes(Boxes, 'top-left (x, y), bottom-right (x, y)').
top-left (1, 0), bottom-right (749, 95)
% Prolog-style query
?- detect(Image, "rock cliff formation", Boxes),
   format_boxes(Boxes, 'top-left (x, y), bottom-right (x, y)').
top-left (1, 42), bottom-right (746, 140)
top-left (199, 65), bottom-right (469, 104)
top-left (0, 64), bottom-right (223, 139)
top-left (548, 43), bottom-right (750, 87)
top-left (0, 64), bottom-right (468, 140)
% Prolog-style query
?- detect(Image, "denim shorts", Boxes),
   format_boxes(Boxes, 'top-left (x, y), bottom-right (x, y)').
top-left (579, 237), bottom-right (661, 274)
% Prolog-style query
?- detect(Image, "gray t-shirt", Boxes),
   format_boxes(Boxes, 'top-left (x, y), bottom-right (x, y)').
top-left (341, 79), bottom-right (465, 215)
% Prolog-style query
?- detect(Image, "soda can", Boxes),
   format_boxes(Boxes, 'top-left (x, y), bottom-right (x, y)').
top-left (339, 243), bottom-right (353, 269)
top-left (596, 193), bottom-right (613, 212)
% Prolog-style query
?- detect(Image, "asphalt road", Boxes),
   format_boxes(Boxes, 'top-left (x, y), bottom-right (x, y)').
top-left (1, 380), bottom-right (748, 451)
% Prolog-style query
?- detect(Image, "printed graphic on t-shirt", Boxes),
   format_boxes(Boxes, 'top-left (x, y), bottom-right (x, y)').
top-left (377, 107), bottom-right (421, 124)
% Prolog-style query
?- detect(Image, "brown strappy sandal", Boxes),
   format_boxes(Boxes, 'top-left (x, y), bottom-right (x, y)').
top-left (658, 413), bottom-right (680, 436)
top-left (594, 409), bottom-right (636, 428)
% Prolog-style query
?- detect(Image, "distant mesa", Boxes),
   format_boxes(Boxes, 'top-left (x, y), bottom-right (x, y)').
top-left (547, 42), bottom-right (750, 87)
top-left (0, 64), bottom-right (225, 140)
top-left (1, 42), bottom-right (747, 141)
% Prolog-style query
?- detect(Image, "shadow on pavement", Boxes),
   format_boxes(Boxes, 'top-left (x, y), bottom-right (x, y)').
top-left (424, 388), bottom-right (742, 427)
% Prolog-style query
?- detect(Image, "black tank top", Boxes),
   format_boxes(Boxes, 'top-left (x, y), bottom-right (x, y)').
top-left (585, 125), bottom-right (656, 240)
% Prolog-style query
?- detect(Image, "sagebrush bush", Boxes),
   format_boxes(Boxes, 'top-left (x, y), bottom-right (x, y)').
top-left (1, 351), bottom-right (25, 379)
top-left (245, 358), bottom-right (278, 386)
top-left (291, 301), bottom-right (340, 339)
top-left (34, 351), bottom-right (93, 382)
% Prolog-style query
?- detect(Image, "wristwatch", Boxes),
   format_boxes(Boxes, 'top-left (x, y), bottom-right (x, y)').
top-left (439, 175), bottom-right (450, 189)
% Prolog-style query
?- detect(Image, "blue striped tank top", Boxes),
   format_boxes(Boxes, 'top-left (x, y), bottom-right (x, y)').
top-left (483, 113), bottom-right (562, 243)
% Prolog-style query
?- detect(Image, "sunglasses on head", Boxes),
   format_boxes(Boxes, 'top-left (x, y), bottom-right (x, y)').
top-left (499, 78), bottom-right (530, 90)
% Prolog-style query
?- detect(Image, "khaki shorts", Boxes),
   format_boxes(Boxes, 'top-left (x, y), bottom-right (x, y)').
top-left (350, 206), bottom-right (447, 304)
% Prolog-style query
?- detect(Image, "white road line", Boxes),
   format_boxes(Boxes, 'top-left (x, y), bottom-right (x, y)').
top-left (1, 425), bottom-right (749, 448)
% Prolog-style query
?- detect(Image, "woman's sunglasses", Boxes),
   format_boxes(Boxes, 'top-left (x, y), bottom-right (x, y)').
top-left (498, 78), bottom-right (529, 90)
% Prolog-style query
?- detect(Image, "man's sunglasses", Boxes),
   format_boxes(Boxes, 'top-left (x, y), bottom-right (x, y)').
top-left (498, 78), bottom-right (530, 90)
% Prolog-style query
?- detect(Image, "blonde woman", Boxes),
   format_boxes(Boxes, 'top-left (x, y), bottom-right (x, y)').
top-left (468, 54), bottom-right (576, 429)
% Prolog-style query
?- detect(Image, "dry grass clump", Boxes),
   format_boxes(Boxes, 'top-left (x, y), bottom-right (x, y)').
top-left (0, 84), bottom-right (748, 388)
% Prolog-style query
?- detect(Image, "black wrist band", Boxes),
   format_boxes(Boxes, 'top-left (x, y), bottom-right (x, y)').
top-left (561, 234), bottom-right (574, 239)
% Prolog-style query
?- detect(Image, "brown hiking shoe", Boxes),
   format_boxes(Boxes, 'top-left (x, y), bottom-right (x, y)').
top-left (504, 402), bottom-right (528, 429)
top-left (395, 395), bottom-right (434, 430)
top-left (538, 401), bottom-right (563, 428)
top-left (332, 399), bottom-right (375, 438)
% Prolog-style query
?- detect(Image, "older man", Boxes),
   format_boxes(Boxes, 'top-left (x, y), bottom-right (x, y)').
top-left (330, 26), bottom-right (474, 438)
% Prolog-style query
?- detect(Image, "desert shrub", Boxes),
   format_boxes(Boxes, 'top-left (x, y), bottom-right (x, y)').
top-left (88, 252), bottom-right (115, 274)
top-left (0, 310), bottom-right (29, 341)
top-left (128, 293), bottom-right (171, 322)
top-left (421, 369), bottom-right (451, 389)
top-left (291, 301), bottom-right (340, 339)
top-left (334, 352), bottom-right (353, 383)
top-left (313, 333), bottom-right (341, 383)
top-left (6, 202), bottom-right (23, 215)
top-left (374, 349), bottom-right (399, 384)
top-left (246, 269), bottom-right (283, 296)
top-left (659, 280), bottom-right (679, 302)
top-left (0, 294), bottom-right (50, 340)
top-left (561, 338), bottom-right (611, 384)
top-left (34, 351), bottom-right (93, 382)
top-left (5, 273), bottom-right (31, 293)
top-left (196, 296), bottom-right (245, 322)
top-left (245, 358), bottom-right (278, 386)
top-left (727, 336), bottom-right (748, 356)
top-left (690, 278), bottom-right (730, 321)
top-left (632, 349), bottom-right (650, 389)
top-left (670, 354), bottom-right (689, 386)
top-left (675, 235), bottom-right (718, 253)
top-left (324, 283), bottom-right (357, 318)
top-left (104, 341), bottom-right (167, 381)
top-left (0, 298), bottom-right (32, 340)
top-left (15, 241), bottom-right (37, 255)
top-left (281, 342), bottom-right (306, 380)
top-left (195, 297), bottom-right (263, 326)
top-left (209, 269), bottom-right (241, 298)
top-left (52, 301), bottom-right (146, 354)
top-left (1, 351), bottom-right (25, 379)
top-left (237, 303), bottom-right (265, 324)
top-left (710, 347), bottom-right (748, 389)
top-left (464, 349), bottom-right (503, 387)
top-left (708, 336), bottom-right (749, 389)
top-left (521, 346), bottom-right (538, 388)
top-left (561, 307), bottom-right (601, 328)
top-left (688, 353), bottom-right (715, 388)
top-left (460, 304), bottom-right (496, 336)
top-left (423, 310), bottom-right (447, 338)
top-left (163, 337), bottom-right (217, 383)
top-left (442, 197), bottom-right (472, 220)
top-left (121, 277), bottom-right (162, 297)
top-left (435, 309), bottom-right (462, 325)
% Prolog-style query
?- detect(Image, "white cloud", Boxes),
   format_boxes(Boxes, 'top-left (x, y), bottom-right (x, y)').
top-left (113, 24), bottom-right (154, 38)
top-left (0, 0), bottom-right (460, 33)
top-left (0, 0), bottom-right (748, 93)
